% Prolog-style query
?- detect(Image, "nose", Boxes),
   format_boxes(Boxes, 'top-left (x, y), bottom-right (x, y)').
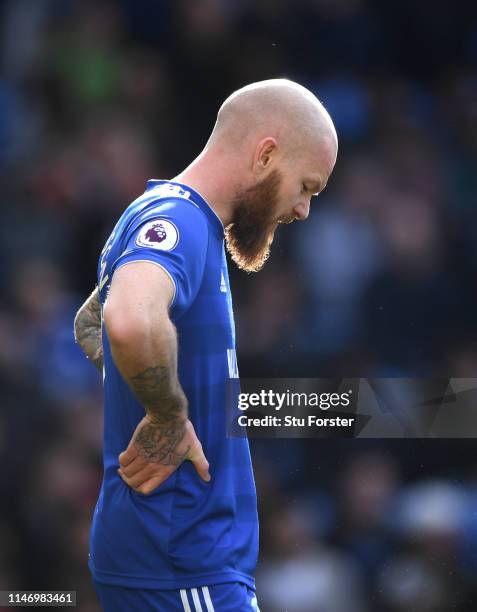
top-left (293, 199), bottom-right (311, 221)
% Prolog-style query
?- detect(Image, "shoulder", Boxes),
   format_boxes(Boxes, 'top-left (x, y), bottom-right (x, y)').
top-left (134, 198), bottom-right (209, 250)
top-left (137, 197), bottom-right (208, 229)
top-left (115, 197), bottom-right (209, 265)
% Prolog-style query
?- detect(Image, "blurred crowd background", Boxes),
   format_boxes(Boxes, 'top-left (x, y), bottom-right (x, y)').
top-left (1, 0), bottom-right (477, 610)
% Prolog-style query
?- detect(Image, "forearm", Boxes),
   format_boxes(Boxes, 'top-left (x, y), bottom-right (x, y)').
top-left (106, 314), bottom-right (187, 425)
top-left (74, 288), bottom-right (103, 371)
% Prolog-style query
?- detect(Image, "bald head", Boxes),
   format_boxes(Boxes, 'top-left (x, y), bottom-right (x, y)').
top-left (209, 78), bottom-right (337, 159)
top-left (174, 78), bottom-right (338, 272)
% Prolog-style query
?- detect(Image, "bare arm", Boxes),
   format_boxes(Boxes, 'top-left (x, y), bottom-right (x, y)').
top-left (104, 261), bottom-right (210, 492)
top-left (104, 262), bottom-right (185, 426)
top-left (74, 287), bottom-right (103, 371)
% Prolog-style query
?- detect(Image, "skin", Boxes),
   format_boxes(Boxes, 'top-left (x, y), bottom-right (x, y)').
top-left (74, 78), bottom-right (338, 494)
top-left (104, 263), bottom-right (210, 493)
top-left (175, 78), bottom-right (337, 229)
top-left (74, 287), bottom-right (103, 371)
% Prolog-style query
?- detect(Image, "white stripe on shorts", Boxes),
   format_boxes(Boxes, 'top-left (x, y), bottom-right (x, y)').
top-left (202, 586), bottom-right (215, 612)
top-left (180, 589), bottom-right (191, 612)
top-left (191, 588), bottom-right (203, 612)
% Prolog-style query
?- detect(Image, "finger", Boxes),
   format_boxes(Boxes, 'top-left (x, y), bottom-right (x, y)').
top-left (119, 418), bottom-right (148, 465)
top-left (119, 446), bottom-right (138, 467)
top-left (135, 474), bottom-right (170, 495)
top-left (120, 464), bottom-right (167, 489)
top-left (120, 455), bottom-right (149, 478)
top-left (190, 449), bottom-right (211, 482)
top-left (118, 469), bottom-right (134, 488)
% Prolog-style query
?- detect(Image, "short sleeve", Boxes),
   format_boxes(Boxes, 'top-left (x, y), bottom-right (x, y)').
top-left (111, 200), bottom-right (209, 318)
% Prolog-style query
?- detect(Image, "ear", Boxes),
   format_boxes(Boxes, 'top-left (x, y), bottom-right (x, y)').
top-left (252, 137), bottom-right (278, 175)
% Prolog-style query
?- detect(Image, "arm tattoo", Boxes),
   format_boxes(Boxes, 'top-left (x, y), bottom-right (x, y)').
top-left (130, 365), bottom-right (184, 421)
top-left (74, 288), bottom-right (103, 371)
top-left (134, 420), bottom-right (190, 465)
top-left (130, 365), bottom-right (189, 464)
top-left (130, 365), bottom-right (172, 409)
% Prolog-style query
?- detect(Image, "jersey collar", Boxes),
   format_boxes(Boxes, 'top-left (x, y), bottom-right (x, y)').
top-left (146, 179), bottom-right (224, 238)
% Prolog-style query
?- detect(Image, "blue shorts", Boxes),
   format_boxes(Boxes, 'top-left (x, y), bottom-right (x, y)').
top-left (93, 581), bottom-right (260, 612)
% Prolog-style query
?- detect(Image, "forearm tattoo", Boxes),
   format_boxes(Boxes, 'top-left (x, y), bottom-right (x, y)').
top-left (130, 365), bottom-right (189, 463)
top-left (130, 365), bottom-right (174, 409)
top-left (74, 288), bottom-right (103, 371)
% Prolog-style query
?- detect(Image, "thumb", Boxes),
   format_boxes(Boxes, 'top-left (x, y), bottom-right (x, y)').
top-left (191, 451), bottom-right (211, 483)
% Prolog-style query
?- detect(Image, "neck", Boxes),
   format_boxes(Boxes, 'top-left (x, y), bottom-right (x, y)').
top-left (172, 149), bottom-right (236, 227)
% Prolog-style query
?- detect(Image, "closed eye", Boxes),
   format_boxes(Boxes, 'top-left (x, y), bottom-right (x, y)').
top-left (302, 182), bottom-right (321, 196)
top-left (304, 178), bottom-right (324, 196)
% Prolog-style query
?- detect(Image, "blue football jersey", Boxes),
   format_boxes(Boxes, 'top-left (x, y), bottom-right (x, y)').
top-left (89, 180), bottom-right (258, 590)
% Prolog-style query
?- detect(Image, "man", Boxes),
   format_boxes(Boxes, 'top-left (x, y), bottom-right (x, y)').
top-left (74, 79), bottom-right (337, 612)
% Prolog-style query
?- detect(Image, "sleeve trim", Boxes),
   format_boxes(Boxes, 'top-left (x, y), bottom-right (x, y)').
top-left (114, 259), bottom-right (177, 310)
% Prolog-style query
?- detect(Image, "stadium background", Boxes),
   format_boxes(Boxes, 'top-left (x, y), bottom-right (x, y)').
top-left (1, 0), bottom-right (477, 610)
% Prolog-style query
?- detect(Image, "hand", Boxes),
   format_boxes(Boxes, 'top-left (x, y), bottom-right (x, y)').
top-left (118, 415), bottom-right (211, 494)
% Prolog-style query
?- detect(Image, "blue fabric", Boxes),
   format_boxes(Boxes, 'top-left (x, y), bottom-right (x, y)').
top-left (94, 581), bottom-right (260, 612)
top-left (89, 181), bottom-right (258, 590)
